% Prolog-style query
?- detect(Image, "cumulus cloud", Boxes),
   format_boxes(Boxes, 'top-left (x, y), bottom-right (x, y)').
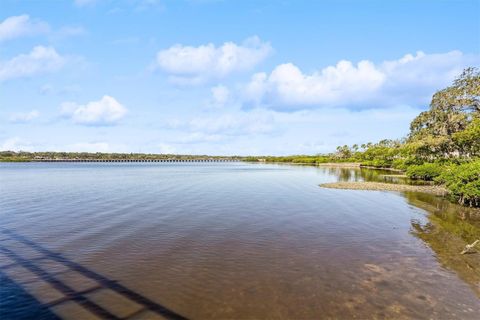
top-left (0, 46), bottom-right (66, 82)
top-left (244, 51), bottom-right (479, 110)
top-left (155, 36), bottom-right (272, 84)
top-left (60, 95), bottom-right (128, 125)
top-left (160, 104), bottom-right (421, 155)
top-left (9, 110), bottom-right (40, 123)
top-left (0, 15), bottom-right (50, 42)
top-left (0, 14), bottom-right (84, 43)
top-left (210, 85), bottom-right (230, 108)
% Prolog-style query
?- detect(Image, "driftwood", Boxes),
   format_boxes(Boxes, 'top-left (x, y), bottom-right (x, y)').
top-left (461, 240), bottom-right (479, 254)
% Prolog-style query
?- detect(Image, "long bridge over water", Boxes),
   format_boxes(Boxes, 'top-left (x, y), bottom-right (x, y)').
top-left (32, 158), bottom-right (242, 163)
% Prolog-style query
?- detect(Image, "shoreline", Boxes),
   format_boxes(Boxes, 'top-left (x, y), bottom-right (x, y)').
top-left (263, 162), bottom-right (404, 172)
top-left (320, 181), bottom-right (448, 196)
top-left (316, 162), bottom-right (361, 168)
top-left (359, 165), bottom-right (404, 172)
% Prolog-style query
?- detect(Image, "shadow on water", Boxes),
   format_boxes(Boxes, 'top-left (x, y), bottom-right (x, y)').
top-left (0, 271), bottom-right (59, 320)
top-left (0, 229), bottom-right (188, 320)
top-left (1, 163), bottom-right (479, 318)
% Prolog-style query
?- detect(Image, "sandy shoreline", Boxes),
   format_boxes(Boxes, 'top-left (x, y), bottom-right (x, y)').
top-left (320, 181), bottom-right (448, 196)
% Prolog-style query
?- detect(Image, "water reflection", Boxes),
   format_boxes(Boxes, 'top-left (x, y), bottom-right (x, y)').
top-left (406, 192), bottom-right (480, 296)
top-left (319, 165), bottom-right (480, 297)
top-left (0, 163), bottom-right (479, 319)
top-left (326, 167), bottom-right (433, 185)
top-left (323, 165), bottom-right (480, 297)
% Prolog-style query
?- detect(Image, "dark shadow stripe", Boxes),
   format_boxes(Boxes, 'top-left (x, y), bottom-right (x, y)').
top-left (45, 285), bottom-right (104, 308)
top-left (0, 270), bottom-right (60, 320)
top-left (1, 229), bottom-right (189, 320)
top-left (0, 246), bottom-right (120, 320)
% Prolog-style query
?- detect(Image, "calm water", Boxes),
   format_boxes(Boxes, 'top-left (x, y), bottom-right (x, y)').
top-left (0, 162), bottom-right (479, 319)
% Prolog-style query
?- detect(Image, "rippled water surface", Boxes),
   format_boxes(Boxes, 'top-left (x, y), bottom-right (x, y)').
top-left (1, 162), bottom-right (479, 319)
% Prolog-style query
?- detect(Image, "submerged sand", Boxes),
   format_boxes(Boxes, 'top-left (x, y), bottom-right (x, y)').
top-left (320, 181), bottom-right (448, 196)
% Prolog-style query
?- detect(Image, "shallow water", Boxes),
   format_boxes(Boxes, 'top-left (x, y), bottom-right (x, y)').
top-left (0, 162), bottom-right (479, 319)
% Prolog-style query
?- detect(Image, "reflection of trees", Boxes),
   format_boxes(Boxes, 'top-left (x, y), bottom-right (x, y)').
top-left (331, 167), bottom-right (436, 186)
top-left (358, 168), bottom-right (384, 182)
top-left (406, 192), bottom-right (480, 297)
top-left (405, 192), bottom-right (480, 233)
top-left (328, 167), bottom-right (394, 183)
top-left (324, 168), bottom-right (372, 182)
top-left (325, 168), bottom-right (353, 181)
top-left (338, 169), bottom-right (353, 181)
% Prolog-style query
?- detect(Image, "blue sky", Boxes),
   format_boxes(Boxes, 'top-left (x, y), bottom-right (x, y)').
top-left (1, 0), bottom-right (479, 155)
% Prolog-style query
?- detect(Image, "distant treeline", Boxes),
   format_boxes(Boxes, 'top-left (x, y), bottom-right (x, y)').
top-left (0, 152), bottom-right (243, 162)
top-left (2, 69), bottom-right (479, 206)
top-left (248, 68), bottom-right (480, 207)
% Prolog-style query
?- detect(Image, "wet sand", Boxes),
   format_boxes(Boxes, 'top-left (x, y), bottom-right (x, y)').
top-left (320, 181), bottom-right (448, 196)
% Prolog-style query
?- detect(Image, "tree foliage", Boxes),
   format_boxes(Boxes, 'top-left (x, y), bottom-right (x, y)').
top-left (2, 69), bottom-right (479, 206)
top-left (408, 67), bottom-right (480, 159)
top-left (435, 161), bottom-right (480, 207)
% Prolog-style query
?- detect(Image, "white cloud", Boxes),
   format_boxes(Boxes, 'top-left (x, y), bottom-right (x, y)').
top-left (160, 104), bottom-right (421, 155)
top-left (0, 46), bottom-right (66, 81)
top-left (155, 36), bottom-right (272, 84)
top-left (244, 51), bottom-right (479, 110)
top-left (0, 15), bottom-right (49, 42)
top-left (0, 15), bottom-right (84, 43)
top-left (0, 106), bottom-right (420, 155)
top-left (210, 85), bottom-right (230, 108)
top-left (9, 110), bottom-right (40, 123)
top-left (0, 137), bottom-right (34, 151)
top-left (60, 95), bottom-right (128, 125)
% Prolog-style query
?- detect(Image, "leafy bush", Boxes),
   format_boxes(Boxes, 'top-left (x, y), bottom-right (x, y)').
top-left (361, 159), bottom-right (392, 168)
top-left (315, 157), bottom-right (331, 164)
top-left (435, 161), bottom-right (480, 207)
top-left (406, 163), bottom-right (443, 180)
top-left (291, 157), bottom-right (317, 164)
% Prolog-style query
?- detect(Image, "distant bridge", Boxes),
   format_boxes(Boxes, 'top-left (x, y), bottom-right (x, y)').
top-left (32, 158), bottom-right (242, 163)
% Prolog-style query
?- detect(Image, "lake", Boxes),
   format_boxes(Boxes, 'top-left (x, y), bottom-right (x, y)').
top-left (0, 162), bottom-right (479, 319)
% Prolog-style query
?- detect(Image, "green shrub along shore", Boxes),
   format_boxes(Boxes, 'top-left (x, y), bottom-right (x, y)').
top-left (2, 69), bottom-right (479, 207)
top-left (250, 68), bottom-right (480, 208)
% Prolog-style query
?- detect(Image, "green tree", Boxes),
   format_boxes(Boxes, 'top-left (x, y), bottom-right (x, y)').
top-left (408, 67), bottom-right (480, 159)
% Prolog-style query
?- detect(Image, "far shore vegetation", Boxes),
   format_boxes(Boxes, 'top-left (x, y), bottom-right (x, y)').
top-left (2, 68), bottom-right (479, 207)
top-left (252, 68), bottom-right (480, 208)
